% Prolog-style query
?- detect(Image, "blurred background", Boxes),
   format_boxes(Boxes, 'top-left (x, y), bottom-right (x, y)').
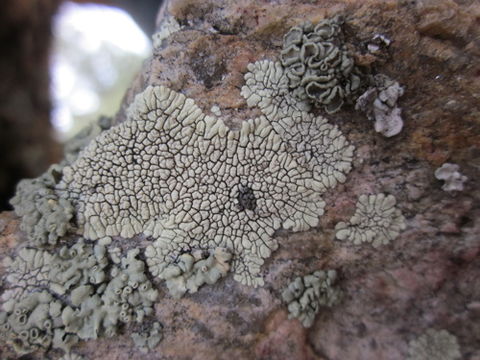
top-left (0, 0), bottom-right (162, 210)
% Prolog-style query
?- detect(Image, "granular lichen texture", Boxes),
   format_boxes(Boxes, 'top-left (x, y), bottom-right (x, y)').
top-left (407, 329), bottom-right (461, 360)
top-left (56, 83), bottom-right (354, 287)
top-left (335, 193), bottom-right (406, 247)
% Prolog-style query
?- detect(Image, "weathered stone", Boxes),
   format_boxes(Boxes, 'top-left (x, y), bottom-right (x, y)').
top-left (1, 0), bottom-right (480, 359)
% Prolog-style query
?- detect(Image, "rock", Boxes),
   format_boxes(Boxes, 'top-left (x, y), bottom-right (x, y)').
top-left (1, 0), bottom-right (480, 359)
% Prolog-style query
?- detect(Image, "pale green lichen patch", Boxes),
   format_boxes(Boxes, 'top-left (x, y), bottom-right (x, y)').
top-left (10, 164), bottom-right (74, 246)
top-left (131, 321), bottom-right (163, 353)
top-left (281, 270), bottom-right (341, 328)
top-left (241, 59), bottom-right (355, 191)
top-left (279, 17), bottom-right (364, 114)
top-left (2, 247), bottom-right (54, 304)
top-left (0, 291), bottom-right (59, 355)
top-left (58, 85), bottom-right (330, 287)
top-left (407, 329), bottom-right (461, 360)
top-left (0, 240), bottom-right (158, 356)
top-left (161, 247), bottom-right (232, 298)
top-left (335, 193), bottom-right (406, 247)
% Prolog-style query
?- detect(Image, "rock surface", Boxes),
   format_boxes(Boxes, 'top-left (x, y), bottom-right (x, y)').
top-left (1, 0), bottom-right (480, 359)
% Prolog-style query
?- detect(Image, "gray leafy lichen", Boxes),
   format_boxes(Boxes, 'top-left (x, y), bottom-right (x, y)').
top-left (281, 270), bottom-right (341, 328)
top-left (8, 116), bottom-right (113, 248)
top-left (0, 290), bottom-right (58, 355)
top-left (162, 247), bottom-right (232, 298)
top-left (279, 17), bottom-right (363, 114)
top-left (355, 74), bottom-right (405, 137)
top-left (335, 193), bottom-right (406, 247)
top-left (0, 241), bottom-right (158, 355)
top-left (434, 163), bottom-right (467, 192)
top-left (9, 164), bottom-right (74, 246)
top-left (407, 329), bottom-right (461, 360)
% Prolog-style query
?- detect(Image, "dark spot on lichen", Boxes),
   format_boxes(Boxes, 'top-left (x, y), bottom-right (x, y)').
top-left (237, 185), bottom-right (256, 211)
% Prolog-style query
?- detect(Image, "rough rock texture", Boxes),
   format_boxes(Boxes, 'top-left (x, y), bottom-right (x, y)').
top-left (1, 0), bottom-right (480, 359)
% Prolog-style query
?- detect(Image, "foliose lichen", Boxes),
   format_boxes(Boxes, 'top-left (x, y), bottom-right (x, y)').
top-left (162, 247), bottom-right (232, 298)
top-left (279, 17), bottom-right (364, 114)
top-left (407, 329), bottom-right (461, 360)
top-left (434, 163), bottom-right (467, 192)
top-left (281, 270), bottom-right (341, 328)
top-left (8, 116), bottom-right (113, 248)
top-left (9, 164), bottom-right (74, 246)
top-left (355, 74), bottom-right (405, 137)
top-left (131, 321), bottom-right (163, 353)
top-left (0, 240), bottom-right (158, 356)
top-left (335, 193), bottom-right (406, 247)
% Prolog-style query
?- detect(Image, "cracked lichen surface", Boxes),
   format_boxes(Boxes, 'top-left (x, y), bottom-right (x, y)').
top-left (56, 82), bottom-right (354, 287)
top-left (335, 193), bottom-right (406, 247)
top-left (407, 329), bottom-right (461, 360)
top-left (241, 60), bottom-right (355, 189)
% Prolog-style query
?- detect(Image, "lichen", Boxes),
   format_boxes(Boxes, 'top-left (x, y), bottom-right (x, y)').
top-left (152, 15), bottom-right (182, 49)
top-left (63, 116), bottom-right (113, 164)
top-left (2, 247), bottom-right (54, 305)
top-left (162, 247), bottom-right (232, 298)
top-left (355, 74), bottom-right (405, 137)
top-left (279, 17), bottom-right (364, 114)
top-left (335, 193), bottom-right (406, 247)
top-left (9, 164), bottom-right (74, 246)
top-left (59, 352), bottom-right (85, 360)
top-left (0, 240), bottom-right (158, 355)
top-left (434, 163), bottom-right (467, 192)
top-left (281, 270), bottom-right (341, 328)
top-left (407, 329), bottom-right (461, 360)
top-left (131, 321), bottom-right (163, 353)
top-left (241, 59), bottom-right (355, 190)
top-left (0, 290), bottom-right (58, 355)
top-left (56, 84), bottom-right (344, 287)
